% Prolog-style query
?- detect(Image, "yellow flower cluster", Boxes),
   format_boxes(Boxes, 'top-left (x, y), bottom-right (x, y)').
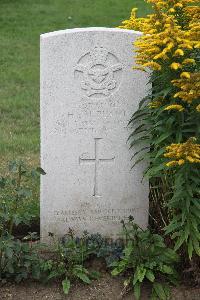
top-left (147, 0), bottom-right (198, 9)
top-left (164, 104), bottom-right (184, 111)
top-left (119, 8), bottom-right (147, 32)
top-left (164, 137), bottom-right (200, 167)
top-left (120, 0), bottom-right (200, 104)
top-left (133, 14), bottom-right (182, 71)
top-left (148, 100), bottom-right (162, 108)
top-left (196, 104), bottom-right (200, 112)
top-left (148, 96), bottom-right (165, 108)
top-left (185, 5), bottom-right (200, 22)
top-left (171, 62), bottom-right (181, 70)
top-left (172, 73), bottom-right (200, 103)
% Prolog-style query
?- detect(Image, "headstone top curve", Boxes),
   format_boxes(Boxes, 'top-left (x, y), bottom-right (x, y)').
top-left (40, 27), bottom-right (142, 40)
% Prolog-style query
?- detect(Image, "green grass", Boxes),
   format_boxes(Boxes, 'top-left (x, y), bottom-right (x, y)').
top-left (0, 0), bottom-right (151, 164)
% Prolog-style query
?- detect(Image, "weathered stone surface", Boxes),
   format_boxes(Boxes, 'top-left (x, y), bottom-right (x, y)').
top-left (40, 28), bottom-right (149, 242)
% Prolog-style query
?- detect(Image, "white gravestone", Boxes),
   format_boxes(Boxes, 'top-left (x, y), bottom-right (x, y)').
top-left (40, 28), bottom-right (149, 242)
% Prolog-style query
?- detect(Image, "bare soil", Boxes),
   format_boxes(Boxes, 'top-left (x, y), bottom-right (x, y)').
top-left (1, 272), bottom-right (199, 300)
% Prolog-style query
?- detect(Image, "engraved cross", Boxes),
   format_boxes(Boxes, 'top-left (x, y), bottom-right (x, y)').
top-left (79, 138), bottom-right (115, 197)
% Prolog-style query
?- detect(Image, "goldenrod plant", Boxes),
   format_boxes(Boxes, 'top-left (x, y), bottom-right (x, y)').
top-left (120, 0), bottom-right (200, 259)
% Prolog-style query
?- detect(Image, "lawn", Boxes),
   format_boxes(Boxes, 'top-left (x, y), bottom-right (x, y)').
top-left (0, 0), bottom-right (151, 164)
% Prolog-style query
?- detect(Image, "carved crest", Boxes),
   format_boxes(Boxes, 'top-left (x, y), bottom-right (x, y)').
top-left (75, 47), bottom-right (123, 97)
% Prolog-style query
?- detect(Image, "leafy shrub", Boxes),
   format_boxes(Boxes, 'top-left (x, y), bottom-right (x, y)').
top-left (0, 161), bottom-right (46, 282)
top-left (0, 233), bottom-right (45, 282)
top-left (44, 231), bottom-right (100, 294)
top-left (83, 232), bottom-right (123, 265)
top-left (111, 218), bottom-right (179, 300)
top-left (120, 0), bottom-right (200, 259)
top-left (62, 231), bottom-right (123, 266)
top-left (0, 160), bottom-right (45, 234)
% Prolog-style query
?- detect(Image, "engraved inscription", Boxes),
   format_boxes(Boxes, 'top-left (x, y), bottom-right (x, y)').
top-left (53, 207), bottom-right (147, 224)
top-left (79, 138), bottom-right (115, 197)
top-left (53, 100), bottom-right (129, 135)
top-left (75, 47), bottom-right (123, 98)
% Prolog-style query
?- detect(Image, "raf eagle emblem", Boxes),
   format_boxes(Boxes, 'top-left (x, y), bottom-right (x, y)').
top-left (75, 47), bottom-right (123, 97)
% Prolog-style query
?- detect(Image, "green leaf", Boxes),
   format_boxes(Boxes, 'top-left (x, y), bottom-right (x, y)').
top-left (191, 236), bottom-right (200, 256)
top-left (163, 285), bottom-right (171, 299)
top-left (188, 238), bottom-right (193, 260)
top-left (76, 272), bottom-right (91, 284)
top-left (145, 270), bottom-right (155, 282)
top-left (111, 267), bottom-right (122, 276)
top-left (62, 278), bottom-right (71, 295)
top-left (129, 111), bottom-right (148, 124)
top-left (124, 243), bottom-right (133, 257)
top-left (111, 260), bottom-right (126, 276)
top-left (174, 233), bottom-right (186, 251)
top-left (14, 215), bottom-right (22, 226)
top-left (36, 167), bottom-right (46, 175)
top-left (89, 270), bottom-right (100, 280)
top-left (164, 249), bottom-right (179, 262)
top-left (131, 147), bottom-right (149, 159)
top-left (153, 283), bottom-right (167, 300)
top-left (154, 132), bottom-right (172, 145)
top-left (192, 198), bottom-right (200, 210)
top-left (133, 266), bottom-right (146, 285)
top-left (160, 265), bottom-right (173, 275)
top-left (155, 148), bottom-right (165, 159)
top-left (138, 268), bottom-right (146, 283)
top-left (5, 247), bottom-right (13, 258)
top-left (0, 177), bottom-right (6, 188)
top-left (150, 289), bottom-right (158, 300)
top-left (139, 96), bottom-right (150, 108)
top-left (131, 157), bottom-right (145, 169)
top-left (134, 282), bottom-right (141, 300)
top-left (145, 163), bottom-right (165, 178)
top-left (47, 270), bottom-right (61, 281)
top-left (130, 136), bottom-right (150, 148)
top-left (164, 221), bottom-right (179, 235)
